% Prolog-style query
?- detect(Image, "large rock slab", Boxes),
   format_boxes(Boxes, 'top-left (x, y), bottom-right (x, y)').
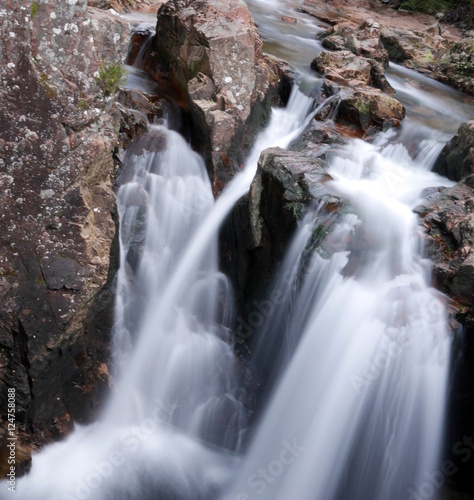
top-left (438, 38), bottom-right (474, 97)
top-left (222, 147), bottom-right (341, 315)
top-left (381, 27), bottom-right (474, 95)
top-left (153, 0), bottom-right (282, 193)
top-left (0, 0), bottom-right (129, 456)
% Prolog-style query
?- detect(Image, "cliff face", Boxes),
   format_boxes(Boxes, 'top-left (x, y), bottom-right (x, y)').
top-left (0, 0), bottom-right (129, 458)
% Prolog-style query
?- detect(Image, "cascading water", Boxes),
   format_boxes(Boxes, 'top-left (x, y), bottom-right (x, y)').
top-left (220, 4), bottom-right (473, 499)
top-left (224, 134), bottom-right (454, 500)
top-left (10, 22), bottom-right (316, 499)
top-left (8, 0), bottom-right (474, 499)
top-left (13, 123), bottom-right (241, 500)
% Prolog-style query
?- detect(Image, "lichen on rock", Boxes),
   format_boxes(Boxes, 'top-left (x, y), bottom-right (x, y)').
top-left (0, 0), bottom-right (130, 461)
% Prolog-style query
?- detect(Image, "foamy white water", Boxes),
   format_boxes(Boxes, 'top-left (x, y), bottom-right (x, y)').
top-left (8, 0), bottom-right (473, 497)
top-left (223, 133), bottom-right (454, 500)
top-left (12, 62), bottom-right (317, 500)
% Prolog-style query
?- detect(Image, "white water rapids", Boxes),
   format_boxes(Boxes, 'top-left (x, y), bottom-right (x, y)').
top-left (8, 1), bottom-right (474, 499)
top-left (11, 72), bottom-right (315, 500)
top-left (224, 133), bottom-right (454, 500)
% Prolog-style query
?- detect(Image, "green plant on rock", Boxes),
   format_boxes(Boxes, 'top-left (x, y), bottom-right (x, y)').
top-left (31, 1), bottom-right (39, 18)
top-left (96, 63), bottom-right (127, 97)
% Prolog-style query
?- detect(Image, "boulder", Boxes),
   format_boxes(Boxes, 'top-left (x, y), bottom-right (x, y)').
top-left (153, 0), bottom-right (282, 193)
top-left (281, 15), bottom-right (297, 24)
top-left (290, 121), bottom-right (345, 159)
top-left (311, 50), bottom-right (394, 94)
top-left (381, 26), bottom-right (432, 65)
top-left (434, 120), bottom-right (474, 182)
top-left (0, 0), bottom-right (129, 456)
top-left (312, 51), bottom-right (373, 88)
top-left (248, 148), bottom-right (333, 254)
top-left (334, 88), bottom-right (406, 134)
top-left (319, 19), bottom-right (390, 67)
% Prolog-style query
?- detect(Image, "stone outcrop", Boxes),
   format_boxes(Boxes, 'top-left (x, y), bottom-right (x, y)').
top-left (438, 38), bottom-right (474, 96)
top-left (222, 147), bottom-right (341, 314)
top-left (312, 51), bottom-right (372, 87)
top-left (380, 25), bottom-right (445, 67)
top-left (434, 120), bottom-right (474, 181)
top-left (415, 176), bottom-right (474, 337)
top-left (315, 19), bottom-right (395, 94)
top-left (319, 19), bottom-right (389, 66)
top-left (316, 15), bottom-right (472, 95)
top-left (0, 0), bottom-right (129, 458)
top-left (152, 0), bottom-right (283, 193)
top-left (415, 118), bottom-right (474, 341)
top-left (381, 27), bottom-right (474, 95)
top-left (302, 0), bottom-right (472, 95)
top-left (311, 50), bottom-right (394, 93)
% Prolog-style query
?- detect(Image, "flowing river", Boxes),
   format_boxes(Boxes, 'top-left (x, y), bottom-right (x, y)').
top-left (8, 1), bottom-right (474, 499)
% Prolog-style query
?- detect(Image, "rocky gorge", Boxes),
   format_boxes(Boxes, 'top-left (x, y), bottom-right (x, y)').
top-left (0, 0), bottom-right (474, 498)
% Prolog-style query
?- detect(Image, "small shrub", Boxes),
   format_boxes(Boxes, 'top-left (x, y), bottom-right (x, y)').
top-left (31, 1), bottom-right (39, 18)
top-left (96, 64), bottom-right (127, 96)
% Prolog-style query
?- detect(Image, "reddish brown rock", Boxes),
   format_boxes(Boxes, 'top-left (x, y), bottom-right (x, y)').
top-left (311, 50), bottom-right (394, 93)
top-left (312, 50), bottom-right (373, 87)
top-left (0, 0), bottom-right (129, 458)
top-left (281, 15), bottom-right (297, 24)
top-left (334, 88), bottom-right (406, 134)
top-left (319, 19), bottom-right (390, 66)
top-left (153, 0), bottom-right (282, 192)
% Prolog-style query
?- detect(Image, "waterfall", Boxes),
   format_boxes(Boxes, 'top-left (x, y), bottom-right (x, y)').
top-left (11, 62), bottom-right (316, 500)
top-left (223, 134), bottom-right (454, 500)
top-left (8, 1), bottom-right (473, 498)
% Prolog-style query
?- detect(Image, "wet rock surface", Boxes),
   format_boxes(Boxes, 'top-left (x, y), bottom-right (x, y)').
top-left (415, 118), bottom-right (474, 342)
top-left (152, 0), bottom-right (283, 193)
top-left (334, 88), bottom-right (405, 133)
top-left (417, 167), bottom-right (474, 499)
top-left (434, 120), bottom-right (474, 181)
top-left (380, 27), bottom-right (474, 94)
top-left (303, 0), bottom-right (472, 95)
top-left (438, 38), bottom-right (474, 96)
top-left (416, 175), bottom-right (474, 336)
top-left (311, 50), bottom-right (394, 93)
top-left (222, 147), bottom-right (340, 318)
top-left (0, 0), bottom-right (129, 455)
